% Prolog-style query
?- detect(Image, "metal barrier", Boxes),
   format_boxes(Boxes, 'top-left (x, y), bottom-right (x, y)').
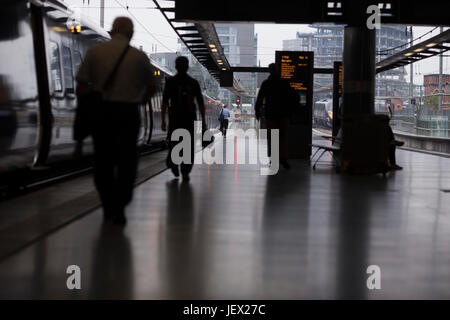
top-left (391, 108), bottom-right (450, 137)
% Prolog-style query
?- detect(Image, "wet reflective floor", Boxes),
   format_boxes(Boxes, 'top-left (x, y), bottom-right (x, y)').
top-left (0, 135), bottom-right (450, 299)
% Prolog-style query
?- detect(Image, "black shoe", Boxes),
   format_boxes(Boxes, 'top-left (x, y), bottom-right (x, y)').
top-left (182, 174), bottom-right (190, 181)
top-left (170, 165), bottom-right (180, 178)
top-left (281, 160), bottom-right (291, 170)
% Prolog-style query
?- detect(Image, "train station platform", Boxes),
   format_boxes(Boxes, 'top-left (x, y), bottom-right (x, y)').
top-left (0, 132), bottom-right (450, 299)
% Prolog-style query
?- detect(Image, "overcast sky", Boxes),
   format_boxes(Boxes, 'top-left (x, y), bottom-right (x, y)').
top-left (65, 0), bottom-right (449, 85)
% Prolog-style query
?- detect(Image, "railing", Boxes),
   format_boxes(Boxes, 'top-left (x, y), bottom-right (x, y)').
top-left (390, 108), bottom-right (450, 138)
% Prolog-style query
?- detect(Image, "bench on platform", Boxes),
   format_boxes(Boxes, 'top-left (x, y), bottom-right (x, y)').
top-left (310, 137), bottom-right (341, 170)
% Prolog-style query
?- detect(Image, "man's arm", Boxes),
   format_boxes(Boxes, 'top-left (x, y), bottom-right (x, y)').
top-left (195, 81), bottom-right (206, 126)
top-left (142, 54), bottom-right (156, 103)
top-left (75, 49), bottom-right (92, 98)
top-left (254, 81), bottom-right (266, 120)
top-left (76, 82), bottom-right (89, 98)
top-left (144, 82), bottom-right (156, 102)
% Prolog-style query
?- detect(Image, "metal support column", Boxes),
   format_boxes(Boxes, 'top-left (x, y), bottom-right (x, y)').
top-left (341, 25), bottom-right (387, 172)
top-left (439, 27), bottom-right (443, 111)
top-left (410, 27), bottom-right (414, 106)
top-left (343, 26), bottom-right (375, 116)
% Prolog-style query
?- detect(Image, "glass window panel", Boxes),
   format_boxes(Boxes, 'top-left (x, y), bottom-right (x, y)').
top-left (62, 46), bottom-right (74, 92)
top-left (50, 41), bottom-right (62, 92)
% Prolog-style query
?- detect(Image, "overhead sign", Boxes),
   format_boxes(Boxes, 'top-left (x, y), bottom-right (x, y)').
top-left (276, 51), bottom-right (313, 106)
top-left (220, 70), bottom-right (233, 87)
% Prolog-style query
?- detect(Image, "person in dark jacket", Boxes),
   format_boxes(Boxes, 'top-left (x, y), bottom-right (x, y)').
top-left (255, 63), bottom-right (298, 169)
top-left (387, 104), bottom-right (404, 170)
top-left (161, 56), bottom-right (206, 181)
top-left (219, 104), bottom-right (231, 137)
top-left (76, 17), bottom-right (154, 225)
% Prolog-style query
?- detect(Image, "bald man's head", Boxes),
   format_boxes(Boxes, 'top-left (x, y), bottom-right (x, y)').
top-left (111, 17), bottom-right (134, 41)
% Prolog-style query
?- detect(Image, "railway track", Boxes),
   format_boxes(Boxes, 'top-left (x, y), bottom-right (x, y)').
top-left (0, 141), bottom-right (167, 202)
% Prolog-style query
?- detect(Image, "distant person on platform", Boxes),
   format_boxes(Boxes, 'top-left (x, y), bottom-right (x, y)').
top-left (255, 63), bottom-right (298, 170)
top-left (387, 104), bottom-right (404, 170)
top-left (219, 104), bottom-right (231, 137)
top-left (161, 56), bottom-right (206, 181)
top-left (76, 17), bottom-right (154, 225)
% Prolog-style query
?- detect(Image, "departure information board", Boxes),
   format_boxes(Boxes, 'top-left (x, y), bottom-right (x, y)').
top-left (276, 51), bottom-right (312, 97)
top-left (335, 62), bottom-right (343, 95)
top-left (275, 51), bottom-right (314, 158)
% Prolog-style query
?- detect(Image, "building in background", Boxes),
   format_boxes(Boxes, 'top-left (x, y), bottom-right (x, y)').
top-left (424, 74), bottom-right (450, 110)
top-left (174, 42), bottom-right (220, 99)
top-left (171, 24), bottom-right (257, 107)
top-left (283, 25), bottom-right (412, 101)
top-left (149, 52), bottom-right (178, 73)
top-left (215, 24), bottom-right (258, 106)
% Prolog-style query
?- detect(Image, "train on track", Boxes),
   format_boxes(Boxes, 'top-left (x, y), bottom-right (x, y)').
top-left (0, 0), bottom-right (223, 179)
top-left (313, 98), bottom-right (333, 128)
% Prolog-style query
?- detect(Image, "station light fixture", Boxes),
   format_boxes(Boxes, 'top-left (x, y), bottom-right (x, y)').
top-left (414, 48), bottom-right (424, 52)
top-left (209, 44), bottom-right (216, 48)
top-left (426, 42), bottom-right (437, 47)
top-left (211, 48), bottom-right (217, 53)
top-left (71, 25), bottom-right (81, 34)
top-left (404, 52), bottom-right (413, 56)
top-left (52, 26), bottom-right (67, 33)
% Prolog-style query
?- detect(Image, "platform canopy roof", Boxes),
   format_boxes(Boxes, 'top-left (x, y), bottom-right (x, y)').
top-left (174, 0), bottom-right (450, 26)
top-left (376, 29), bottom-right (450, 73)
top-left (153, 0), bottom-right (249, 97)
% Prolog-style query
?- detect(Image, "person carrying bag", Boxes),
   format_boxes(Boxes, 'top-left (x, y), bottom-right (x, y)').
top-left (73, 44), bottom-right (131, 145)
top-left (218, 107), bottom-right (225, 123)
top-left (74, 17), bottom-right (154, 225)
top-left (218, 105), bottom-right (230, 137)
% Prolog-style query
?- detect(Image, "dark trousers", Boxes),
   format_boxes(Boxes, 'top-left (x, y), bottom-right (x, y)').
top-left (387, 125), bottom-right (396, 165)
top-left (167, 117), bottom-right (195, 175)
top-left (220, 119), bottom-right (229, 136)
top-left (92, 102), bottom-right (140, 216)
top-left (266, 117), bottom-right (289, 161)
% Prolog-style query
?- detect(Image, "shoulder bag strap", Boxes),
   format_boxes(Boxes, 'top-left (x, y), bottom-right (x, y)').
top-left (102, 44), bottom-right (130, 92)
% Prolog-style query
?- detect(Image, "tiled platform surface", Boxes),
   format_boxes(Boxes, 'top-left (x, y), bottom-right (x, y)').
top-left (0, 134), bottom-right (450, 299)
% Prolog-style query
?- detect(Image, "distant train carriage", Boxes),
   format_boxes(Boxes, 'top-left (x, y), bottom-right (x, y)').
top-left (313, 99), bottom-right (333, 128)
top-left (202, 95), bottom-right (222, 130)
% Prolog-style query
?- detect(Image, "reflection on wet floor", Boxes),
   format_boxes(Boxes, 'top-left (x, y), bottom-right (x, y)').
top-left (0, 135), bottom-right (450, 299)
